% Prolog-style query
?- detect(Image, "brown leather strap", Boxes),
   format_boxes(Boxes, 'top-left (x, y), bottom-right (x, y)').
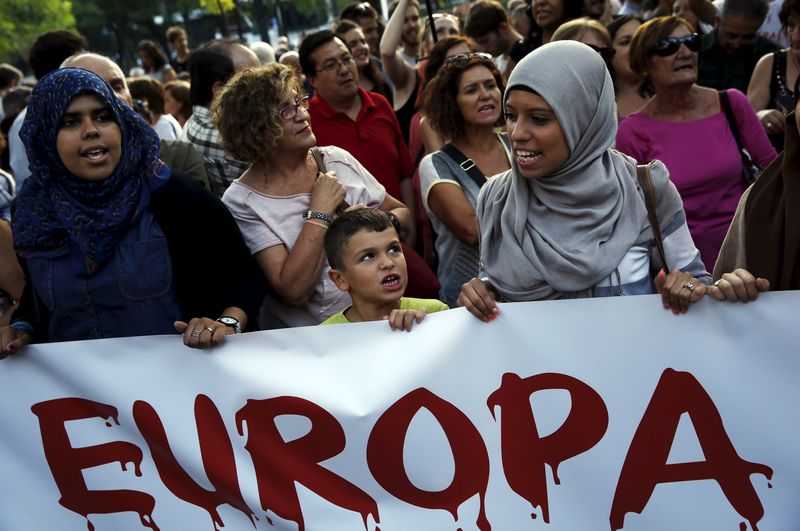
top-left (310, 146), bottom-right (326, 173)
top-left (310, 147), bottom-right (350, 214)
top-left (636, 164), bottom-right (670, 274)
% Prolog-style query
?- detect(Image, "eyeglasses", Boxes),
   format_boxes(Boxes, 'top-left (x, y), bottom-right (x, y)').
top-left (648, 33), bottom-right (700, 56)
top-left (444, 52), bottom-right (494, 69)
top-left (279, 95), bottom-right (310, 121)
top-left (316, 54), bottom-right (356, 74)
top-left (586, 44), bottom-right (616, 63)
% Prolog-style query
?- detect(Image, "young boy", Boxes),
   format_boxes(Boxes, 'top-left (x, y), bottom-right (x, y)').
top-left (321, 208), bottom-right (448, 330)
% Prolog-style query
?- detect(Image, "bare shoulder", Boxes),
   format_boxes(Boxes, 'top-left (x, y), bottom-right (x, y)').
top-left (754, 50), bottom-right (777, 70)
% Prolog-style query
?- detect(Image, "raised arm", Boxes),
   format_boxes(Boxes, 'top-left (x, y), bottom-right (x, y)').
top-left (747, 53), bottom-right (785, 133)
top-left (380, 0), bottom-right (417, 108)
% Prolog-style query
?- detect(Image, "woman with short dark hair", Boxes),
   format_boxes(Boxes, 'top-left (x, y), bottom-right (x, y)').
top-left (137, 39), bottom-right (176, 83)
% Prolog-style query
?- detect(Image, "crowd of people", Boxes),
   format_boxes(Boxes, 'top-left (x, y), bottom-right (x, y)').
top-left (0, 0), bottom-right (798, 355)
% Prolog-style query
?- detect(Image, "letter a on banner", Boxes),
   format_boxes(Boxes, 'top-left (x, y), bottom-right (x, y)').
top-left (610, 369), bottom-right (773, 530)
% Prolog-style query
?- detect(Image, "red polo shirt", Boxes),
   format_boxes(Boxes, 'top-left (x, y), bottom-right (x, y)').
top-left (309, 88), bottom-right (412, 200)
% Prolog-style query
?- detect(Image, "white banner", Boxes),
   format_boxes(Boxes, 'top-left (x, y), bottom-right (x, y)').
top-left (1, 293), bottom-right (798, 531)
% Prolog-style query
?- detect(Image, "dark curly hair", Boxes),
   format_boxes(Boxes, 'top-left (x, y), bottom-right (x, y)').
top-left (424, 53), bottom-right (505, 141)
top-left (212, 63), bottom-right (300, 168)
top-left (137, 39), bottom-right (169, 71)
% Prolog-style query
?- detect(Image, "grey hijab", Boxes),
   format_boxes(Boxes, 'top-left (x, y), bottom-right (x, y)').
top-left (477, 41), bottom-right (651, 301)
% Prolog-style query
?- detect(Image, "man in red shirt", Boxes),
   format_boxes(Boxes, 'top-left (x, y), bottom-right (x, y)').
top-left (299, 30), bottom-right (416, 222)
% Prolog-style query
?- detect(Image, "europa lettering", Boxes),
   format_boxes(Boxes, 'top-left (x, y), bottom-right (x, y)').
top-left (30, 369), bottom-right (772, 531)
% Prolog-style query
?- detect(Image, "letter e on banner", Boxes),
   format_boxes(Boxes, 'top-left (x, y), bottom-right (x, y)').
top-left (236, 396), bottom-right (379, 529)
top-left (367, 388), bottom-right (491, 530)
top-left (610, 368), bottom-right (773, 530)
top-left (487, 372), bottom-right (609, 523)
top-left (31, 398), bottom-right (158, 530)
top-left (133, 395), bottom-right (254, 527)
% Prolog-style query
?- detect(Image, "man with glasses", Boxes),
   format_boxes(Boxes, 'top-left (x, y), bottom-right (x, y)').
top-left (300, 30), bottom-right (416, 231)
top-left (341, 2), bottom-right (383, 54)
top-left (698, 0), bottom-right (779, 91)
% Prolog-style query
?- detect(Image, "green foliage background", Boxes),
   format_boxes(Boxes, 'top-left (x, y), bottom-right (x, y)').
top-left (1, 0), bottom-right (331, 70)
top-left (0, 0), bottom-right (77, 64)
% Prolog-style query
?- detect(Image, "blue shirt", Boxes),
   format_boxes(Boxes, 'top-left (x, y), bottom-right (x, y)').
top-left (26, 210), bottom-right (182, 342)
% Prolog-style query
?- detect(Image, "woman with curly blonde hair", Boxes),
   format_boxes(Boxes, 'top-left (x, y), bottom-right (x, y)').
top-left (213, 63), bottom-right (412, 329)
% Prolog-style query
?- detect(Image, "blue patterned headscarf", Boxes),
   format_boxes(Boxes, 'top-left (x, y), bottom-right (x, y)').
top-left (13, 67), bottom-right (169, 272)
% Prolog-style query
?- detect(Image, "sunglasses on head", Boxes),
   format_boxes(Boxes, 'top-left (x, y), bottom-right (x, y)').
top-left (648, 33), bottom-right (700, 56)
top-left (444, 52), bottom-right (494, 68)
top-left (353, 2), bottom-right (373, 15)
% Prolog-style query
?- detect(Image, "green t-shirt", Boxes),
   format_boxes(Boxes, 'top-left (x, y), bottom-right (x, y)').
top-left (321, 297), bottom-right (449, 324)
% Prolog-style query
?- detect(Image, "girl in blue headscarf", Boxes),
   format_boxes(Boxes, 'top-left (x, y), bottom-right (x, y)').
top-left (0, 68), bottom-right (265, 354)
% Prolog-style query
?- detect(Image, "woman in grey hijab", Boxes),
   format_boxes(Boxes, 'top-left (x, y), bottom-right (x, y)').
top-left (457, 41), bottom-right (716, 320)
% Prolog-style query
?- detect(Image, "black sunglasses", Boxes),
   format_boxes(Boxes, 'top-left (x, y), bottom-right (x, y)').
top-left (648, 34), bottom-right (700, 56)
top-left (586, 44), bottom-right (616, 62)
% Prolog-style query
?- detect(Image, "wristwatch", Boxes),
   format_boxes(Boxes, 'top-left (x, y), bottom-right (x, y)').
top-left (386, 212), bottom-right (401, 233)
top-left (303, 210), bottom-right (335, 223)
top-left (216, 316), bottom-right (242, 334)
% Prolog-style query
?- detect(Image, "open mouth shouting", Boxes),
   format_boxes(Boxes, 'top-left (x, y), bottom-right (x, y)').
top-left (515, 149), bottom-right (544, 169)
top-left (381, 274), bottom-right (403, 291)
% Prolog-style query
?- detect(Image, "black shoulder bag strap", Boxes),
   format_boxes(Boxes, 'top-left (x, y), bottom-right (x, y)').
top-left (718, 89), bottom-right (745, 152)
top-left (636, 164), bottom-right (670, 274)
top-left (440, 143), bottom-right (487, 188)
top-left (719, 89), bottom-right (761, 184)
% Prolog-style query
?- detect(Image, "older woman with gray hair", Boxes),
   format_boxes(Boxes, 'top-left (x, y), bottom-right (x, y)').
top-left (457, 41), bottom-right (765, 321)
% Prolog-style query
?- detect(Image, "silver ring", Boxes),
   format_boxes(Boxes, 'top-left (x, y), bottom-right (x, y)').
top-left (683, 282), bottom-right (696, 291)
top-left (766, 122), bottom-right (772, 128)
top-left (190, 330), bottom-right (202, 338)
top-left (713, 279), bottom-right (723, 287)
top-left (204, 326), bottom-right (215, 334)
